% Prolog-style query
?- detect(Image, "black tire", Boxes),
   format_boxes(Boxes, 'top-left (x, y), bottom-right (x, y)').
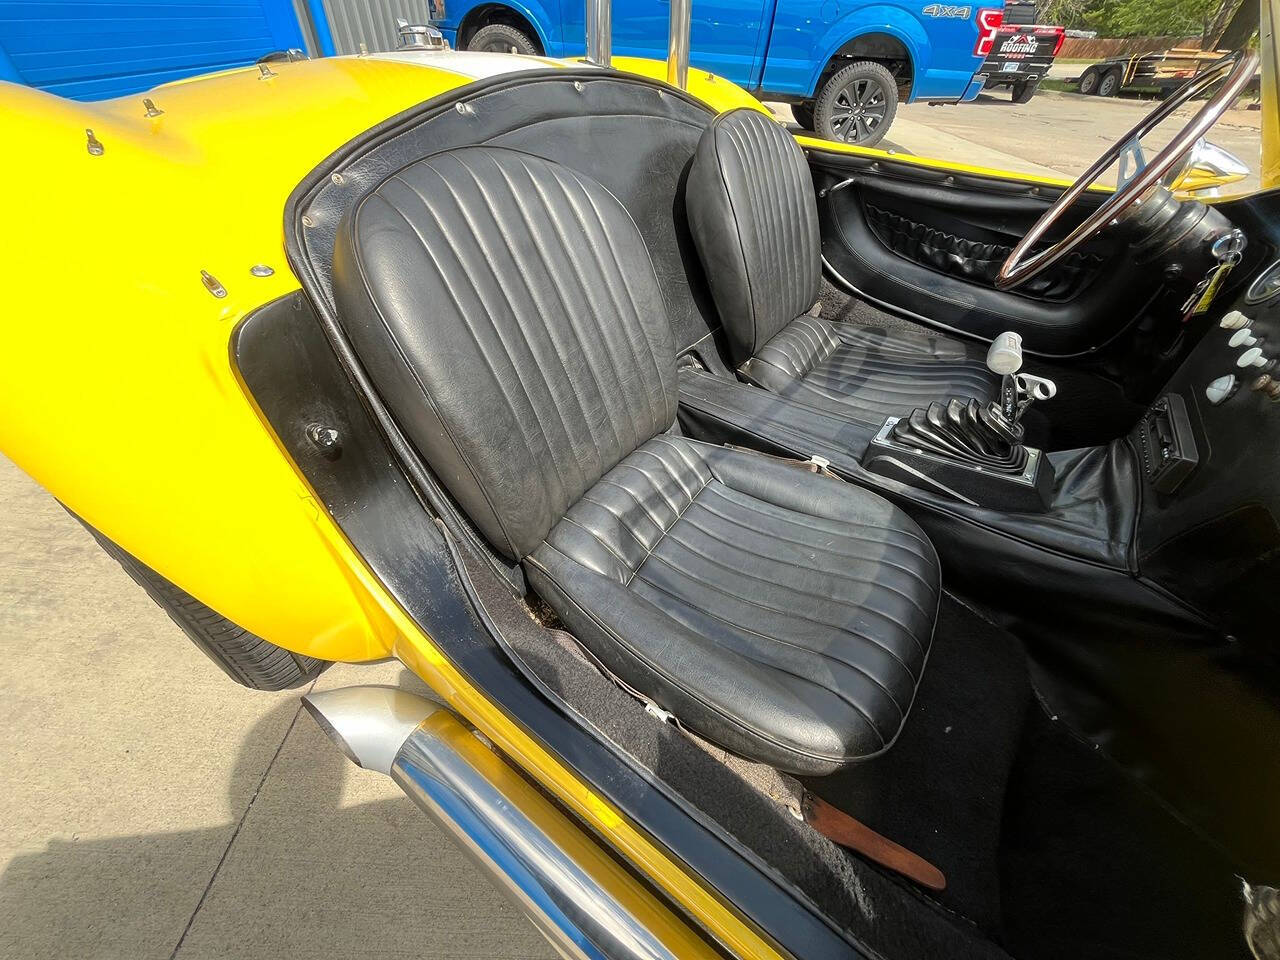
top-left (1078, 67), bottom-right (1101, 96)
top-left (82, 519), bottom-right (329, 690)
top-left (1097, 70), bottom-right (1120, 97)
top-left (466, 22), bottom-right (539, 55)
top-left (1010, 80), bottom-right (1038, 104)
top-left (790, 100), bottom-right (815, 130)
top-left (814, 61), bottom-right (898, 147)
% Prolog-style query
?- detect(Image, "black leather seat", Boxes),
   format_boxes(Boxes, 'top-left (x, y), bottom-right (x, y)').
top-left (333, 146), bottom-right (940, 775)
top-left (686, 108), bottom-right (997, 427)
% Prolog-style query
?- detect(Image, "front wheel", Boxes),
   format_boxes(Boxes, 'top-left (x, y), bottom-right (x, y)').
top-left (1010, 80), bottom-right (1038, 104)
top-left (466, 23), bottom-right (539, 55)
top-left (814, 61), bottom-right (898, 147)
top-left (1078, 67), bottom-right (1101, 95)
top-left (82, 519), bottom-right (329, 690)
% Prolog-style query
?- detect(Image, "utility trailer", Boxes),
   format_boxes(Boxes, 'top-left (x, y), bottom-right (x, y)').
top-left (1074, 48), bottom-right (1233, 98)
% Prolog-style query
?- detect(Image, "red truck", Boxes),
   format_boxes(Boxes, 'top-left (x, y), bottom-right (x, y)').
top-left (977, 1), bottom-right (1066, 103)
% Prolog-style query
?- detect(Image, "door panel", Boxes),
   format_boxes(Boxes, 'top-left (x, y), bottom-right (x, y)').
top-left (811, 154), bottom-right (1156, 358)
top-left (606, 0), bottom-right (769, 86)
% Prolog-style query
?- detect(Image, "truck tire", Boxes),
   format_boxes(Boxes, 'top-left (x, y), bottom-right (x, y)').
top-left (791, 101), bottom-right (815, 130)
top-left (814, 61), bottom-right (897, 147)
top-left (83, 520), bottom-right (329, 690)
top-left (1010, 79), bottom-right (1038, 103)
top-left (467, 23), bottom-right (539, 56)
top-left (1097, 70), bottom-right (1120, 97)
top-left (1079, 67), bottom-right (1101, 95)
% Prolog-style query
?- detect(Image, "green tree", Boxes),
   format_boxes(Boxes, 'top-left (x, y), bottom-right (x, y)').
top-left (1081, 0), bottom-right (1221, 38)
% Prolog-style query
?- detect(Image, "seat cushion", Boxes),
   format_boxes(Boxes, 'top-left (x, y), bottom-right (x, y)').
top-left (332, 146), bottom-right (678, 560)
top-left (742, 315), bottom-right (998, 427)
top-left (685, 108), bottom-right (821, 366)
top-left (526, 435), bottom-right (940, 775)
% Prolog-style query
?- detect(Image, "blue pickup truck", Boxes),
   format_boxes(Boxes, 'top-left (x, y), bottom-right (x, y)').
top-left (434, 0), bottom-right (1002, 145)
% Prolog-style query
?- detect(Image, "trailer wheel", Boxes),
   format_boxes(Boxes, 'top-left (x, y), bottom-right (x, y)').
top-left (1097, 70), bottom-right (1121, 97)
top-left (1079, 67), bottom-right (1101, 95)
top-left (814, 61), bottom-right (898, 147)
top-left (1010, 80), bottom-right (1038, 103)
top-left (791, 101), bottom-right (815, 130)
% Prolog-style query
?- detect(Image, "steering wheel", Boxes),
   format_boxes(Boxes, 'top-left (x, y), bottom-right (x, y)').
top-left (995, 51), bottom-right (1258, 291)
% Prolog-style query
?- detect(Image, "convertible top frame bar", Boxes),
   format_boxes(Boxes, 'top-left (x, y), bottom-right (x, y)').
top-left (584, 0), bottom-right (690, 88)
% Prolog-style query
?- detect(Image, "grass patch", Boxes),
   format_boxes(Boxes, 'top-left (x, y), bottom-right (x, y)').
top-left (1039, 78), bottom-right (1077, 93)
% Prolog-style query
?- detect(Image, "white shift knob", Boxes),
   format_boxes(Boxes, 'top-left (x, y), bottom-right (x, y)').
top-left (1220, 310), bottom-right (1250, 330)
top-left (987, 331), bottom-right (1024, 375)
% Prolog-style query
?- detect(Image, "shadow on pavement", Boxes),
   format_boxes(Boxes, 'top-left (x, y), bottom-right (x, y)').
top-left (0, 671), bottom-right (554, 960)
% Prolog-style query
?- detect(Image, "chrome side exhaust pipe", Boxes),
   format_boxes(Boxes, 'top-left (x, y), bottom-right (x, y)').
top-left (303, 686), bottom-right (700, 960)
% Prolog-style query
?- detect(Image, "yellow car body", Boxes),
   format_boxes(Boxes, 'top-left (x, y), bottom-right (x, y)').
top-left (0, 22), bottom-right (1275, 954)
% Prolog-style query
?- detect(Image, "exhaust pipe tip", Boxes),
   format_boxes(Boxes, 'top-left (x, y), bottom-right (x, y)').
top-left (302, 686), bottom-right (437, 775)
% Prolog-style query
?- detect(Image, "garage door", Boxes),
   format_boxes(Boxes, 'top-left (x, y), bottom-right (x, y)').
top-left (0, 0), bottom-right (309, 101)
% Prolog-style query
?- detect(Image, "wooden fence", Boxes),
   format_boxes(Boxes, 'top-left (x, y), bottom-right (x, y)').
top-left (1059, 35), bottom-right (1201, 60)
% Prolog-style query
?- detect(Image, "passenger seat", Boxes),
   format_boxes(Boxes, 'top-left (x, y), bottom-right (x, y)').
top-left (332, 146), bottom-right (940, 775)
top-left (685, 108), bottom-right (997, 429)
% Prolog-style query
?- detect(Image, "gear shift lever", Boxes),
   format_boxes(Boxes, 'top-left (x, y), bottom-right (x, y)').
top-left (985, 331), bottom-right (1057, 427)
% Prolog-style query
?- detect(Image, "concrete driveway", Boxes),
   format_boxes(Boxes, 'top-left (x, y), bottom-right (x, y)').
top-left (0, 455), bottom-right (554, 960)
top-left (772, 86), bottom-right (1263, 195)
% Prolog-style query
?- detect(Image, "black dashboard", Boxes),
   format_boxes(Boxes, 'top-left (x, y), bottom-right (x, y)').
top-left (1135, 255), bottom-right (1280, 648)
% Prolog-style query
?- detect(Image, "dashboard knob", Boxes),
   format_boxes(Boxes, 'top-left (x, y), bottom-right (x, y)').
top-left (1252, 375), bottom-right (1280, 400)
top-left (1229, 328), bottom-right (1259, 348)
top-left (1205, 374), bottom-right (1238, 405)
top-left (1220, 309), bottom-right (1251, 330)
top-left (1238, 347), bottom-right (1273, 369)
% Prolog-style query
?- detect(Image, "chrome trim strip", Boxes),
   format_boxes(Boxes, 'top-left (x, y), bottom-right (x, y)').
top-left (304, 687), bottom-right (683, 960)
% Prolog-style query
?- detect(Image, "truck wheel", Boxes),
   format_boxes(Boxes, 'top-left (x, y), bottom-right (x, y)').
top-left (814, 61), bottom-right (898, 147)
top-left (82, 519), bottom-right (329, 691)
top-left (791, 101), bottom-right (815, 130)
top-left (1097, 70), bottom-right (1120, 97)
top-left (1010, 80), bottom-right (1038, 104)
top-left (467, 23), bottom-right (539, 55)
top-left (1078, 67), bottom-right (1101, 95)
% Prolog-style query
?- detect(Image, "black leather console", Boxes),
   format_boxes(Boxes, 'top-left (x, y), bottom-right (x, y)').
top-left (678, 365), bottom-right (1136, 569)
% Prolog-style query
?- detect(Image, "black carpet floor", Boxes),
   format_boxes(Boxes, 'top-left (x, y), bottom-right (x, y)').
top-left (999, 703), bottom-right (1249, 960)
top-left (805, 595), bottom-right (1030, 931)
top-left (808, 594), bottom-right (1249, 959)
top-left (487, 517), bottom-right (1249, 958)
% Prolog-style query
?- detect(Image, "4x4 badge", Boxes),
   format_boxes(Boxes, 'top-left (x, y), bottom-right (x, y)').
top-left (922, 4), bottom-right (972, 17)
